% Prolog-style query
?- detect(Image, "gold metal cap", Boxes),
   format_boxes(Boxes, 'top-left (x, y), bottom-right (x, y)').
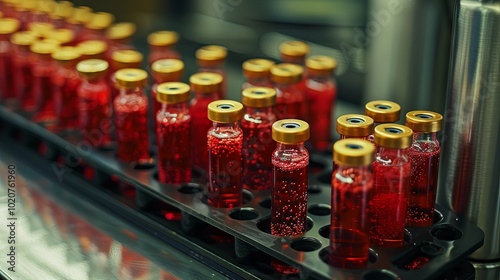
top-left (156, 82), bottom-right (190, 104)
top-left (114, 68), bottom-right (148, 89)
top-left (272, 119), bottom-right (310, 144)
top-left (28, 22), bottom-right (54, 38)
top-left (405, 110), bottom-right (443, 133)
top-left (0, 18), bottom-right (20, 35)
top-left (306, 55), bottom-right (337, 76)
top-left (147, 30), bottom-right (179, 47)
top-left (34, 0), bottom-right (55, 14)
top-left (270, 63), bottom-right (303, 84)
top-left (336, 114), bottom-right (374, 137)
top-left (85, 12), bottom-right (114, 30)
top-left (106, 22), bottom-right (136, 41)
top-left (333, 139), bottom-right (375, 166)
top-left (241, 87), bottom-right (276, 108)
top-left (242, 58), bottom-right (275, 79)
top-left (189, 72), bottom-right (223, 93)
top-left (50, 1), bottom-right (73, 20)
top-left (67, 6), bottom-right (92, 25)
top-left (10, 31), bottom-right (37, 47)
top-left (78, 40), bottom-right (107, 59)
top-left (279, 40), bottom-right (309, 59)
top-left (365, 100), bottom-right (401, 123)
top-left (111, 49), bottom-right (143, 70)
top-left (46, 28), bottom-right (74, 44)
top-left (77, 59), bottom-right (108, 79)
top-left (30, 39), bottom-right (60, 55)
top-left (196, 45), bottom-right (227, 67)
top-left (208, 100), bottom-right (244, 123)
top-left (51, 46), bottom-right (81, 63)
top-left (151, 59), bottom-right (184, 81)
top-left (374, 124), bottom-right (413, 149)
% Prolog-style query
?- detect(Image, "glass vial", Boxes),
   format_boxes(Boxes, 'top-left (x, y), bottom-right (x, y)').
top-left (156, 82), bottom-right (192, 184)
top-left (11, 31), bottom-right (37, 112)
top-left (151, 58), bottom-right (184, 123)
top-left (105, 22), bottom-right (136, 57)
top-left (405, 111), bottom-right (443, 227)
top-left (330, 139), bottom-right (374, 269)
top-left (147, 31), bottom-right (180, 65)
top-left (189, 72), bottom-right (223, 173)
top-left (206, 100), bottom-right (244, 208)
top-left (51, 46), bottom-right (82, 131)
top-left (370, 124), bottom-right (413, 247)
top-left (76, 59), bottom-right (112, 148)
top-left (279, 40), bottom-right (309, 65)
top-left (271, 119), bottom-right (310, 274)
top-left (30, 39), bottom-right (60, 125)
top-left (305, 55), bottom-right (337, 150)
top-left (364, 100), bottom-right (401, 143)
top-left (0, 18), bottom-right (20, 105)
top-left (195, 45), bottom-right (227, 98)
top-left (113, 68), bottom-right (150, 164)
top-left (110, 49), bottom-right (143, 101)
top-left (270, 63), bottom-right (306, 120)
top-left (241, 58), bottom-right (274, 90)
top-left (241, 87), bottom-right (277, 190)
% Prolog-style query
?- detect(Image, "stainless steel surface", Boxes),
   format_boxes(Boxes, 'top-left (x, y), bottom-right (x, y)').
top-left (472, 261), bottom-right (500, 280)
top-left (437, 0), bottom-right (500, 260)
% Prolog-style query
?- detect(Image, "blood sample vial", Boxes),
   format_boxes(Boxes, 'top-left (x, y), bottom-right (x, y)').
top-left (242, 58), bottom-right (275, 90)
top-left (271, 119), bottom-right (310, 274)
top-left (11, 31), bottom-right (37, 112)
top-left (110, 50), bottom-right (143, 101)
top-left (305, 55), bottom-right (337, 150)
top-left (189, 72), bottom-right (223, 173)
top-left (279, 40), bottom-right (309, 65)
top-left (330, 139), bottom-right (375, 269)
top-left (337, 114), bottom-right (375, 140)
top-left (241, 87), bottom-right (277, 190)
top-left (405, 111), bottom-right (443, 227)
top-left (30, 39), bottom-right (60, 125)
top-left (370, 124), bottom-right (413, 247)
top-left (147, 31), bottom-right (180, 65)
top-left (113, 68), bottom-right (150, 165)
top-left (105, 22), bottom-right (136, 56)
top-left (196, 45), bottom-right (227, 98)
top-left (151, 58), bottom-right (184, 123)
top-left (77, 39), bottom-right (107, 61)
top-left (155, 82), bottom-right (191, 184)
top-left (51, 46), bottom-right (82, 131)
top-left (0, 18), bottom-right (20, 104)
top-left (76, 59), bottom-right (112, 148)
top-left (270, 63), bottom-right (306, 120)
top-left (364, 100), bottom-right (401, 143)
top-left (206, 100), bottom-right (244, 208)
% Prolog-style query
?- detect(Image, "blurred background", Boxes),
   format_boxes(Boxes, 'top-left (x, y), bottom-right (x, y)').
top-left (69, 0), bottom-right (455, 119)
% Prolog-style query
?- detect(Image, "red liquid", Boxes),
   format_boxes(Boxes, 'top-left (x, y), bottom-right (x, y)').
top-left (241, 79), bottom-right (272, 90)
top-left (241, 110), bottom-right (276, 190)
top-left (156, 106), bottom-right (191, 184)
top-left (274, 83), bottom-right (306, 120)
top-left (404, 256), bottom-right (430, 270)
top-left (271, 156), bottom-right (308, 236)
top-left (306, 77), bottom-right (336, 150)
top-left (114, 93), bottom-right (150, 163)
top-left (77, 80), bottom-right (112, 148)
top-left (12, 56), bottom-right (35, 111)
top-left (207, 130), bottom-right (243, 208)
top-left (370, 159), bottom-right (411, 247)
top-left (32, 66), bottom-right (57, 123)
top-left (189, 93), bottom-right (218, 172)
top-left (407, 144), bottom-right (440, 227)
top-left (0, 43), bottom-right (15, 101)
top-left (330, 167), bottom-right (373, 269)
top-left (52, 69), bottom-right (82, 130)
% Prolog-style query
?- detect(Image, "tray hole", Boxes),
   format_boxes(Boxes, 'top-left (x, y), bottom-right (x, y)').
top-left (363, 270), bottom-right (399, 280)
top-left (202, 189), bottom-right (253, 206)
top-left (309, 159), bottom-right (326, 174)
top-left (259, 197), bottom-right (271, 209)
top-left (290, 237), bottom-right (322, 252)
top-left (177, 183), bottom-right (203, 194)
top-left (308, 184), bottom-right (322, 194)
top-left (420, 242), bottom-right (443, 257)
top-left (430, 224), bottom-right (463, 241)
top-left (132, 155), bottom-right (156, 170)
top-left (308, 204), bottom-right (331, 216)
top-left (317, 172), bottom-right (331, 185)
top-left (368, 248), bottom-right (378, 263)
top-left (319, 246), bottom-right (378, 266)
top-left (229, 208), bottom-right (259, 221)
top-left (433, 209), bottom-right (444, 224)
top-left (257, 216), bottom-right (314, 234)
top-left (319, 225), bottom-right (329, 238)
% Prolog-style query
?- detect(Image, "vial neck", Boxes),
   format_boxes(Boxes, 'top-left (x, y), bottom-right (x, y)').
top-left (336, 164), bottom-right (370, 173)
top-left (162, 102), bottom-right (188, 111)
top-left (414, 132), bottom-right (437, 142)
top-left (245, 106), bottom-right (273, 115)
top-left (194, 90), bottom-right (219, 99)
top-left (119, 86), bottom-right (143, 96)
top-left (212, 122), bottom-right (239, 130)
top-left (246, 76), bottom-right (269, 85)
top-left (376, 146), bottom-right (407, 158)
top-left (307, 74), bottom-right (331, 82)
top-left (276, 142), bottom-right (305, 151)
